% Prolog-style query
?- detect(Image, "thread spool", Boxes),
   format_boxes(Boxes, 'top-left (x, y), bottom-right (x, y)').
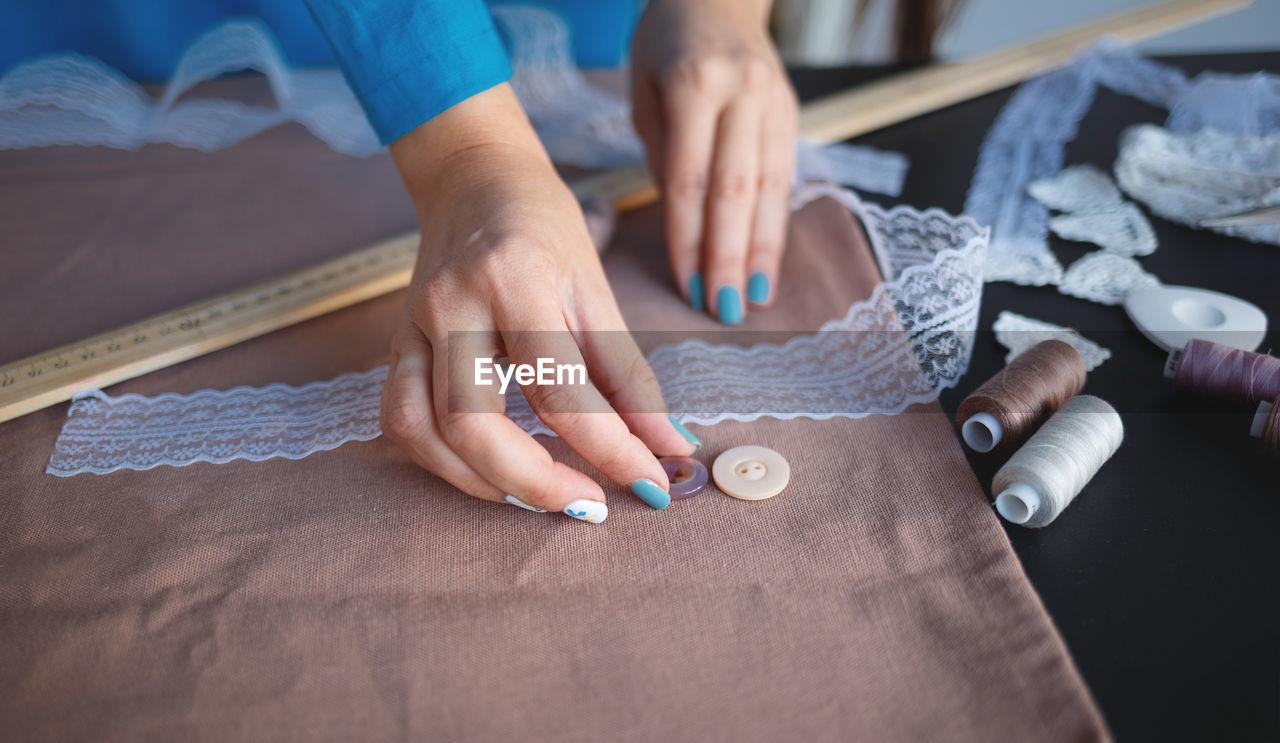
top-left (1165, 339), bottom-right (1280, 405)
top-left (992, 395), bottom-right (1123, 528)
top-left (957, 340), bottom-right (1086, 453)
top-left (1250, 396), bottom-right (1280, 452)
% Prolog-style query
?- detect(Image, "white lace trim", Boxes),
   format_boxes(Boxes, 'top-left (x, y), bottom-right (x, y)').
top-left (47, 370), bottom-right (386, 476)
top-left (795, 137), bottom-right (910, 197)
top-left (1028, 164), bottom-right (1125, 213)
top-left (967, 42), bottom-right (1280, 287)
top-left (1166, 71), bottom-right (1280, 137)
top-left (495, 5), bottom-right (645, 170)
top-left (964, 40), bottom-right (1189, 287)
top-left (1048, 204), bottom-right (1157, 257)
top-left (0, 20), bottom-right (381, 156)
top-left (0, 10), bottom-right (910, 196)
top-left (1057, 251), bottom-right (1161, 306)
top-left (1115, 124), bottom-right (1280, 247)
top-left (993, 311), bottom-right (1111, 371)
top-left (47, 184), bottom-right (988, 475)
top-left (965, 42), bottom-right (1280, 294)
top-left (1029, 165), bottom-right (1157, 257)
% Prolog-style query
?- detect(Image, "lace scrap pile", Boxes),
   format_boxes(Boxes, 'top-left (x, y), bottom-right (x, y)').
top-left (1028, 164), bottom-right (1156, 257)
top-left (1115, 124), bottom-right (1280, 246)
top-left (47, 184), bottom-right (988, 475)
top-left (1026, 165), bottom-right (1161, 306)
top-left (964, 39), bottom-right (1278, 287)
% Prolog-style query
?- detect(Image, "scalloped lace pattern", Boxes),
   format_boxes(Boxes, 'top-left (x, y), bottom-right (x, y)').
top-left (1029, 165), bottom-right (1157, 257)
top-left (1166, 71), bottom-right (1280, 137)
top-left (47, 184), bottom-right (988, 475)
top-left (964, 41), bottom-right (1187, 286)
top-left (48, 370), bottom-right (386, 476)
top-left (0, 20), bottom-right (381, 156)
top-left (993, 311), bottom-right (1111, 371)
top-left (495, 5), bottom-right (644, 169)
top-left (1048, 205), bottom-right (1157, 257)
top-left (1115, 125), bottom-right (1280, 246)
top-left (795, 138), bottom-right (909, 198)
top-left (1028, 164), bottom-right (1125, 213)
top-left (1057, 251), bottom-right (1160, 306)
top-left (0, 9), bottom-right (909, 196)
top-left (966, 42), bottom-right (1279, 287)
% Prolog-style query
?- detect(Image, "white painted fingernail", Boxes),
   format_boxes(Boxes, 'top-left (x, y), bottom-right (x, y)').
top-left (505, 495), bottom-right (546, 512)
top-left (562, 499), bottom-right (608, 524)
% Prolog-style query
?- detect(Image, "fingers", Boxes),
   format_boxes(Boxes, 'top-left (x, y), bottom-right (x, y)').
top-left (651, 56), bottom-right (796, 324)
top-left (380, 327), bottom-right (506, 504)
top-left (703, 98), bottom-right (762, 324)
top-left (660, 71), bottom-right (719, 313)
top-left (630, 75), bottom-right (666, 186)
top-left (496, 306), bottom-right (676, 510)
top-left (382, 325), bottom-right (611, 522)
top-left (571, 285), bottom-right (702, 458)
top-left (746, 90), bottom-right (797, 309)
top-left (434, 327), bottom-right (609, 518)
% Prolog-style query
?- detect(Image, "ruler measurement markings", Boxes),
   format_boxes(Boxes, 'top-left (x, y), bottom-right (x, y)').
top-left (0, 232), bottom-right (419, 406)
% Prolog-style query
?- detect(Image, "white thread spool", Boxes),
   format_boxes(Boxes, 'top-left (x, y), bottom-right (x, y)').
top-left (992, 395), bottom-right (1123, 528)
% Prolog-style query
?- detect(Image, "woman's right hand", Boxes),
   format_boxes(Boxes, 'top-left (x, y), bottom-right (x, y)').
top-left (381, 84), bottom-right (700, 523)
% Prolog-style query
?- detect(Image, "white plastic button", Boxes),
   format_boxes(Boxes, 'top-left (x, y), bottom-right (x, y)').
top-left (712, 445), bottom-right (790, 500)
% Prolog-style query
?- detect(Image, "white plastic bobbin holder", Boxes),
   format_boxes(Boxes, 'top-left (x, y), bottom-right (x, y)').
top-left (1125, 285), bottom-right (1268, 354)
top-left (961, 412), bottom-right (1003, 453)
top-left (994, 481), bottom-right (1042, 525)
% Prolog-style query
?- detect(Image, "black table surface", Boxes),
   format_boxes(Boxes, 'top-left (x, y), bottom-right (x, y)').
top-left (789, 52), bottom-right (1279, 742)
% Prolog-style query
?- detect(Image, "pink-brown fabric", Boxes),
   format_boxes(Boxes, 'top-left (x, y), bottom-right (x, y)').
top-left (0, 80), bottom-right (1107, 742)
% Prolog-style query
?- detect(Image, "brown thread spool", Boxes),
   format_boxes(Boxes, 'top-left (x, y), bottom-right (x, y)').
top-left (957, 339), bottom-right (1087, 453)
top-left (1167, 339), bottom-right (1280, 406)
top-left (1250, 395), bottom-right (1280, 452)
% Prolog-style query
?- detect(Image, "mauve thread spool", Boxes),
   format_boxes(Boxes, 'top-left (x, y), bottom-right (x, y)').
top-left (1169, 339), bottom-right (1280, 405)
top-left (956, 339), bottom-right (1087, 453)
top-left (1250, 396), bottom-right (1280, 452)
top-left (993, 394), bottom-right (1124, 528)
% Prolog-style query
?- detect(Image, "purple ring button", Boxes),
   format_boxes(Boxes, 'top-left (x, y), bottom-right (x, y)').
top-left (659, 456), bottom-right (709, 500)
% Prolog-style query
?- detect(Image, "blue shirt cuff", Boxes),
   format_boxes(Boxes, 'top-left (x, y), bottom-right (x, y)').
top-left (305, 0), bottom-right (513, 145)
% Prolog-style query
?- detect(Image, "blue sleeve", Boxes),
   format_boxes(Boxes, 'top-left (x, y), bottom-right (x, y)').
top-left (304, 0), bottom-right (513, 145)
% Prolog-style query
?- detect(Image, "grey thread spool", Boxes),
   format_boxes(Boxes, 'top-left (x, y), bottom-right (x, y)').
top-left (992, 395), bottom-right (1123, 528)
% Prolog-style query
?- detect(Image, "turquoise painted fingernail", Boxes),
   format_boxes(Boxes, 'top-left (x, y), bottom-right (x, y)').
top-left (716, 286), bottom-right (743, 325)
top-left (667, 414), bottom-right (702, 449)
top-left (748, 272), bottom-right (770, 304)
top-left (688, 273), bottom-right (705, 311)
top-left (630, 478), bottom-right (671, 510)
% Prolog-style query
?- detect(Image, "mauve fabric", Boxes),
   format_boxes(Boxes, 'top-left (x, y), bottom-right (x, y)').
top-left (0, 79), bottom-right (1107, 742)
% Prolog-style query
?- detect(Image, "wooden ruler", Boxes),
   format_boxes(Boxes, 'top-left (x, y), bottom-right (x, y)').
top-left (0, 0), bottom-right (1248, 424)
top-left (0, 234), bottom-right (418, 423)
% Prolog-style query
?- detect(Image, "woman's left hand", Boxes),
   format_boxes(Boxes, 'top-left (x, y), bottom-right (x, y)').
top-left (631, 0), bottom-right (798, 325)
